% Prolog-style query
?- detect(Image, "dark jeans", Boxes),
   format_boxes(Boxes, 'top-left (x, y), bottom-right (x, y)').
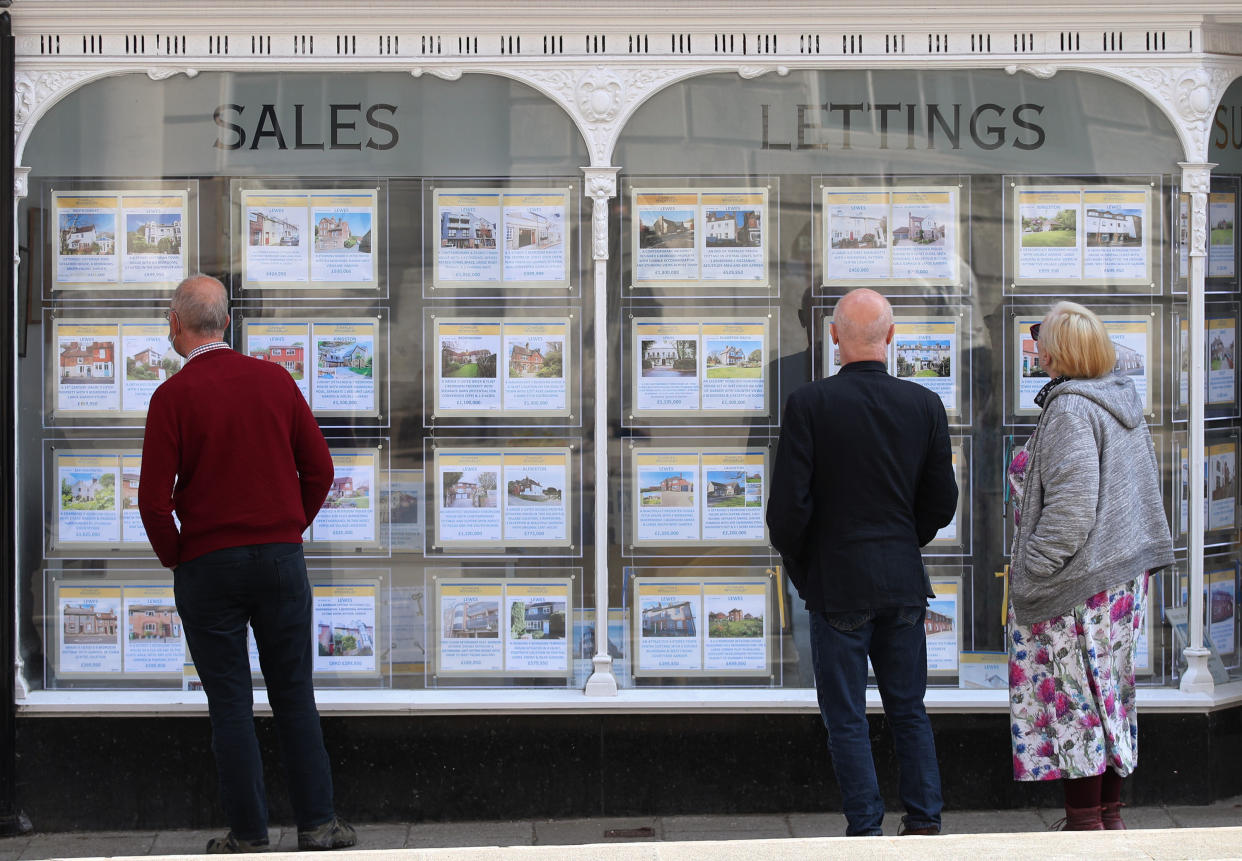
top-left (809, 607), bottom-right (943, 836)
top-left (175, 543), bottom-right (335, 841)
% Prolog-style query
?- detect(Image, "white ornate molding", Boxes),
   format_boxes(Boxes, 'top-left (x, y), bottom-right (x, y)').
top-left (1180, 162), bottom-right (1214, 259)
top-left (514, 65), bottom-right (691, 165)
top-left (15, 68), bottom-right (96, 153)
top-left (1088, 61), bottom-right (1242, 161)
top-left (582, 166), bottom-right (619, 261)
top-left (410, 67), bottom-right (463, 81)
top-left (1004, 63), bottom-right (1057, 79)
top-left (13, 656), bottom-right (27, 701)
top-left (12, 67), bottom-right (161, 162)
top-left (1007, 60), bottom-right (1242, 160)
top-left (583, 653), bottom-right (618, 697)
top-left (13, 167), bottom-right (29, 202)
top-left (738, 65), bottom-right (789, 80)
top-left (145, 67), bottom-right (198, 81)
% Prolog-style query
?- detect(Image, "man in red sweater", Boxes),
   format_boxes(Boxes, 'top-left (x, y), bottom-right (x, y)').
top-left (139, 275), bottom-right (355, 853)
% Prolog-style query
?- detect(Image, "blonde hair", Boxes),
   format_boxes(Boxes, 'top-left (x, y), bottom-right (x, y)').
top-left (1038, 301), bottom-right (1115, 379)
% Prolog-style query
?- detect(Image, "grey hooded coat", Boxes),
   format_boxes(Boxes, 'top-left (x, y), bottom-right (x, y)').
top-left (1009, 374), bottom-right (1174, 625)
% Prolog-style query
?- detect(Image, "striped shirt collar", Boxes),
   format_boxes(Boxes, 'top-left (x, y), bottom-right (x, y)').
top-left (186, 341), bottom-right (232, 362)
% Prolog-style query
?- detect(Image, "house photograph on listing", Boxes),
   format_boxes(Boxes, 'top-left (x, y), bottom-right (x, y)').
top-left (248, 209), bottom-right (301, 247)
top-left (59, 340), bottom-right (116, 384)
top-left (317, 337), bottom-right (373, 379)
top-left (59, 212), bottom-right (116, 255)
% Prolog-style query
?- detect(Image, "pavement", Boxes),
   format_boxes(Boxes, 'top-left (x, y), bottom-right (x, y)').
top-left (0, 798), bottom-right (1239, 860)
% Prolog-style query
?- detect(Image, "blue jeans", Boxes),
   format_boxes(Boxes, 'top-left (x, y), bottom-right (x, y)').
top-left (175, 543), bottom-right (335, 840)
top-left (809, 607), bottom-right (943, 836)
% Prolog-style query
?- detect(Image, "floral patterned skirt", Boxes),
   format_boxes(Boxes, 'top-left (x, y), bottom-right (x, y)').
top-left (1008, 574), bottom-right (1147, 782)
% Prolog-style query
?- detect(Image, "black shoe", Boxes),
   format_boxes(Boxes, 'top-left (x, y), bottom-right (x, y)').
top-left (898, 821), bottom-right (941, 836)
top-left (298, 817), bottom-right (357, 851)
top-left (205, 833), bottom-right (270, 853)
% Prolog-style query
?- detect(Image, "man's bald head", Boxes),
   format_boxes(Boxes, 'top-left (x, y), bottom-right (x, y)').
top-left (171, 275), bottom-right (229, 335)
top-left (831, 289), bottom-right (893, 363)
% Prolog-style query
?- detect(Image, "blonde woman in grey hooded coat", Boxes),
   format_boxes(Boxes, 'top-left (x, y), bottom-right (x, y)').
top-left (1007, 302), bottom-right (1173, 832)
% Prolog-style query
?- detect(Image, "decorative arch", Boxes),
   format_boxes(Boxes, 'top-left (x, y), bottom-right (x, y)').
top-left (1002, 59), bottom-right (1242, 163)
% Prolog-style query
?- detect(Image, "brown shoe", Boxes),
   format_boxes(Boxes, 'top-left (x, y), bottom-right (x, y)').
top-left (1051, 804), bottom-right (1104, 831)
top-left (898, 821), bottom-right (941, 836)
top-left (1101, 801), bottom-right (1126, 830)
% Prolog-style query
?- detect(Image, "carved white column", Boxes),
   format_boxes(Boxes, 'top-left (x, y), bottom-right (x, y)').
top-left (582, 165), bottom-right (619, 697)
top-left (1181, 161), bottom-right (1215, 695)
top-left (10, 167), bottom-right (28, 702)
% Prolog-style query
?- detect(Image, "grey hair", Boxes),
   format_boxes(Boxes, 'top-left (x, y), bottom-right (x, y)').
top-left (171, 274), bottom-right (229, 334)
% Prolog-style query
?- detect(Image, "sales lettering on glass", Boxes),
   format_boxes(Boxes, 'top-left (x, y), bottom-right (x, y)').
top-left (212, 103), bottom-right (398, 151)
top-left (760, 102), bottom-right (1045, 151)
top-left (1212, 105), bottom-right (1242, 151)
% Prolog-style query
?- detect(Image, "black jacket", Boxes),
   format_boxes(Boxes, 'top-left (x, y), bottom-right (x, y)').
top-left (766, 360), bottom-right (957, 613)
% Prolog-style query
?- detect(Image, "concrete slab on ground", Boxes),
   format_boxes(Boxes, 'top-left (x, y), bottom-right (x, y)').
top-left (786, 811), bottom-right (849, 838)
top-left (533, 817), bottom-right (661, 845)
top-left (661, 813), bottom-right (791, 841)
top-left (942, 809), bottom-right (1046, 833)
top-left (15, 832), bottom-right (156, 860)
top-left (2, 800), bottom-right (1242, 859)
top-left (406, 821), bottom-right (534, 850)
top-left (1167, 797), bottom-right (1242, 828)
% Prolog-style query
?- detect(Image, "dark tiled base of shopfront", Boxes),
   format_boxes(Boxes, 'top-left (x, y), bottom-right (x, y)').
top-left (14, 709), bottom-right (1242, 831)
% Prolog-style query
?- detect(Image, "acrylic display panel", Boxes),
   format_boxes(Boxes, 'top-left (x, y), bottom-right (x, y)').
top-left (622, 310), bottom-right (779, 427)
top-left (1005, 177), bottom-right (1163, 295)
top-left (427, 567), bottom-right (582, 687)
top-left (44, 441), bottom-right (152, 559)
top-left (431, 186), bottom-right (573, 291)
top-left (44, 179), bottom-right (200, 298)
top-left (624, 441), bottom-right (772, 555)
top-left (44, 313), bottom-right (184, 426)
top-left (235, 309), bottom-right (390, 424)
top-left (380, 469), bottom-right (425, 556)
top-left (623, 177), bottom-right (780, 299)
top-left (817, 178), bottom-right (970, 294)
top-left (424, 179), bottom-right (581, 298)
top-left (1006, 303), bottom-right (1163, 423)
top-left (924, 437), bottom-right (972, 556)
top-left (235, 184), bottom-right (384, 293)
top-left (425, 439), bottom-right (581, 557)
top-left (1171, 303), bottom-right (1240, 422)
top-left (309, 572), bottom-right (389, 687)
top-left (925, 572), bottom-right (965, 678)
top-left (304, 444), bottom-right (389, 556)
top-left (425, 312), bottom-right (578, 424)
top-left (626, 568), bottom-right (779, 682)
top-left (809, 303), bottom-right (972, 428)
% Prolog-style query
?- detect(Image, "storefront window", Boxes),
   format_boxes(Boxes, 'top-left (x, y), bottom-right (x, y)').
top-left (610, 68), bottom-right (1205, 690)
top-left (19, 71), bottom-right (595, 691)
top-left (12, 63), bottom-right (1236, 700)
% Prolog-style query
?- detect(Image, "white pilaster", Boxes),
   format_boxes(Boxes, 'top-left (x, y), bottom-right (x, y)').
top-left (1180, 161), bottom-right (1215, 695)
top-left (10, 166), bottom-right (28, 702)
top-left (582, 165), bottom-right (619, 697)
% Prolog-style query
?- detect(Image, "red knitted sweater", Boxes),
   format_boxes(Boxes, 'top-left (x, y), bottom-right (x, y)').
top-left (138, 348), bottom-right (333, 568)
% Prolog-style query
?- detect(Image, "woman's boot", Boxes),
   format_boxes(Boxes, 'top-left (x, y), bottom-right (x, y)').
top-left (1058, 804), bottom-right (1105, 831)
top-left (1101, 801), bottom-right (1126, 830)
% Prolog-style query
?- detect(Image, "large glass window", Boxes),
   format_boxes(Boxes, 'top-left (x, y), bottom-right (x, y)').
top-left (13, 65), bottom-right (1237, 700)
top-left (609, 69), bottom-right (1217, 690)
top-left (19, 71), bottom-right (596, 691)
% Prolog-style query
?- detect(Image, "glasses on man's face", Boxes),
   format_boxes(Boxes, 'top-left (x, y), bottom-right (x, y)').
top-left (1030, 322), bottom-right (1041, 341)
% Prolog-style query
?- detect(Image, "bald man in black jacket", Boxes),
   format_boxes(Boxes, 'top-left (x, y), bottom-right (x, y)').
top-left (767, 288), bottom-right (957, 838)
